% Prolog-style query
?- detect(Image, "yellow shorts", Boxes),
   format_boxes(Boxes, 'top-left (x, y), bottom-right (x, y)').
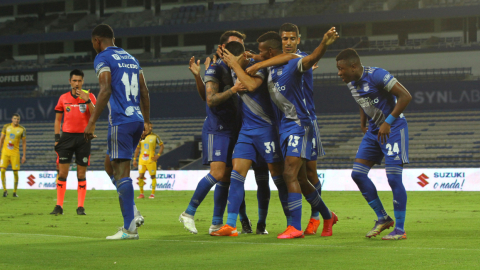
top-left (0, 154), bottom-right (20, 170)
top-left (138, 162), bottom-right (157, 176)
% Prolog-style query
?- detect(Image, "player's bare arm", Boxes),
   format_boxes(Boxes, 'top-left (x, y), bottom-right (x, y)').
top-left (223, 48), bottom-right (263, 92)
top-left (138, 72), bottom-right (151, 137)
top-left (76, 89), bottom-right (95, 112)
top-left (133, 145), bottom-right (140, 168)
top-left (359, 106), bottom-right (368, 134)
top-left (245, 53), bottom-right (300, 76)
top-left (377, 82), bottom-right (412, 144)
top-left (54, 112), bottom-right (63, 146)
top-left (21, 137), bottom-right (26, 164)
top-left (302, 27), bottom-right (339, 71)
top-left (84, 71), bottom-right (112, 141)
top-left (152, 143), bottom-right (163, 162)
top-left (0, 133), bottom-right (4, 151)
top-left (205, 81), bottom-right (236, 108)
top-left (189, 56), bottom-right (206, 101)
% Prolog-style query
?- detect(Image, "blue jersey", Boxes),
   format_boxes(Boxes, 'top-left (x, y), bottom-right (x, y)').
top-left (267, 57), bottom-right (310, 135)
top-left (348, 66), bottom-right (406, 134)
top-left (203, 58), bottom-right (237, 136)
top-left (94, 46), bottom-right (144, 126)
top-left (231, 59), bottom-right (275, 131)
top-left (296, 50), bottom-right (316, 120)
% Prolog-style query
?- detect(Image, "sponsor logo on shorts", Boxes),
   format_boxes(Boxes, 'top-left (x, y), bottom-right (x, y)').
top-left (83, 157), bottom-right (88, 163)
top-left (215, 150), bottom-right (221, 156)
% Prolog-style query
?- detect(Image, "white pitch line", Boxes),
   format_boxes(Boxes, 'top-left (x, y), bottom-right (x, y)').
top-left (1, 232), bottom-right (479, 252)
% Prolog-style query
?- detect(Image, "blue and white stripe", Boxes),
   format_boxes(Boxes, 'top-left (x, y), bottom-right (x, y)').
top-left (288, 198), bottom-right (302, 211)
top-left (230, 171), bottom-right (245, 183)
top-left (204, 174), bottom-right (217, 185)
top-left (313, 120), bottom-right (326, 157)
top-left (110, 126), bottom-right (119, 159)
top-left (300, 125), bottom-right (310, 158)
top-left (386, 166), bottom-right (403, 175)
top-left (352, 163), bottom-right (370, 174)
top-left (400, 128), bottom-right (409, 164)
top-left (208, 134), bottom-right (214, 162)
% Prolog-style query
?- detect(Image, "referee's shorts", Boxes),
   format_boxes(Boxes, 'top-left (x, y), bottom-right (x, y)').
top-left (55, 132), bottom-right (91, 166)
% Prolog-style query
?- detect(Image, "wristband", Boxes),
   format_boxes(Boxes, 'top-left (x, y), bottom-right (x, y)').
top-left (385, 114), bottom-right (396, 125)
top-left (55, 134), bottom-right (61, 142)
top-left (85, 99), bottom-right (92, 104)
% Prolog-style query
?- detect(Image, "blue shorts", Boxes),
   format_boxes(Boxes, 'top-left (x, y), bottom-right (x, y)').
top-left (356, 122), bottom-right (409, 165)
top-left (108, 121), bottom-right (144, 161)
top-left (202, 133), bottom-right (235, 167)
top-left (280, 123), bottom-right (314, 159)
top-left (233, 126), bottom-right (282, 164)
top-left (309, 119), bottom-right (326, 161)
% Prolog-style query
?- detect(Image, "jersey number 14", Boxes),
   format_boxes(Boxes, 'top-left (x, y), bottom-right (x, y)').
top-left (121, 72), bottom-right (139, 102)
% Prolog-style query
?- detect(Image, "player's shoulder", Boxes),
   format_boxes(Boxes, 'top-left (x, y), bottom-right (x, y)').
top-left (2, 123), bottom-right (11, 129)
top-left (18, 124), bottom-right (26, 131)
top-left (365, 66), bottom-right (392, 84)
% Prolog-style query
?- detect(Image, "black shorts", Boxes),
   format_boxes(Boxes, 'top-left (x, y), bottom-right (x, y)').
top-left (55, 132), bottom-right (91, 166)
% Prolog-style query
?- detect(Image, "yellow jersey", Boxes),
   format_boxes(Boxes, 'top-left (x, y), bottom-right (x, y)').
top-left (1, 123), bottom-right (26, 156)
top-left (137, 132), bottom-right (163, 164)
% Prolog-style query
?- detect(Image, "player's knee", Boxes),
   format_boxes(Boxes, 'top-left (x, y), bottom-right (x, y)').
top-left (209, 170), bottom-right (224, 181)
top-left (351, 171), bottom-right (365, 184)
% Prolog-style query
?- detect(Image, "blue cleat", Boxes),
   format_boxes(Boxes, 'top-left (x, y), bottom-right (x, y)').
top-left (366, 216), bottom-right (394, 238)
top-left (382, 228), bottom-right (407, 240)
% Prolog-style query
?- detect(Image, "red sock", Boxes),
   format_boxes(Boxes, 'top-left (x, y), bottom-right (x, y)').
top-left (77, 179), bottom-right (87, 207)
top-left (56, 178), bottom-right (67, 207)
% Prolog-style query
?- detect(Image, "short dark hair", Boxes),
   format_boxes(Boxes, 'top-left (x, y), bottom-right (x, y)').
top-left (219, 30), bottom-right (246, 45)
top-left (70, 69), bottom-right (84, 79)
top-left (92, 24), bottom-right (114, 39)
top-left (224, 41), bottom-right (245, 57)
top-left (256, 31), bottom-right (282, 51)
top-left (279, 23), bottom-right (300, 38)
top-left (336, 48), bottom-right (361, 64)
top-left (12, 113), bottom-right (20, 118)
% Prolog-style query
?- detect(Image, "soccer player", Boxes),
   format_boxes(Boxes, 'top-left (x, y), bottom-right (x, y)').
top-left (336, 48), bottom-right (412, 240)
top-left (210, 41), bottom-right (285, 236)
top-left (0, 113), bottom-right (26, 197)
top-left (180, 31), bottom-right (268, 234)
top-left (85, 24), bottom-right (149, 240)
top-left (50, 69), bottom-right (96, 215)
top-left (133, 122), bottom-right (164, 199)
top-left (254, 30), bottom-right (338, 239)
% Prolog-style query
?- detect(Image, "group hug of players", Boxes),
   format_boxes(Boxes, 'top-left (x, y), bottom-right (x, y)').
top-left (1, 22), bottom-right (411, 240)
top-left (179, 23), bottom-right (412, 240)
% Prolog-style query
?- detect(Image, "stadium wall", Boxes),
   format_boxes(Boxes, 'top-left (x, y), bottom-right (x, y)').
top-left (6, 168), bottom-right (479, 191)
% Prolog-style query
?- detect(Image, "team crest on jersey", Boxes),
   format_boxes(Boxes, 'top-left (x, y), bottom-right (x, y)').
top-left (79, 104), bottom-right (87, 113)
top-left (215, 150), bottom-right (221, 156)
top-left (66, 106), bottom-right (71, 112)
top-left (112, 54), bottom-right (121, 60)
top-left (9, 134), bottom-right (15, 139)
top-left (363, 83), bottom-right (369, 92)
top-left (277, 68), bottom-right (283, 76)
top-left (144, 144), bottom-right (149, 150)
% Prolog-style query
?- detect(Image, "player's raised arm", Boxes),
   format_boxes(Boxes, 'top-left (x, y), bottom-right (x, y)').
top-left (85, 71), bottom-right (112, 141)
top-left (188, 56), bottom-right (207, 101)
top-left (301, 27), bottom-right (339, 71)
top-left (138, 72), bottom-right (150, 125)
top-left (246, 53), bottom-right (300, 76)
top-left (223, 48), bottom-right (263, 92)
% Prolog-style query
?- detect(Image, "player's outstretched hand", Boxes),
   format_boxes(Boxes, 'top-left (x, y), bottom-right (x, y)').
top-left (21, 156), bottom-right (26, 164)
top-left (377, 122), bottom-right (391, 144)
top-left (188, 56), bottom-right (201, 76)
top-left (322, 27), bottom-right (340, 46)
top-left (312, 62), bottom-right (319, 71)
top-left (152, 155), bottom-right (160, 162)
top-left (84, 122), bottom-right (97, 142)
top-left (245, 63), bottom-right (261, 76)
top-left (133, 160), bottom-right (138, 168)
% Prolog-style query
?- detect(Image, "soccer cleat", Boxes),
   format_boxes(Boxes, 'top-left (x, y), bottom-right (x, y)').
top-left (137, 194), bottom-right (145, 199)
top-left (179, 212), bottom-right (197, 234)
top-left (240, 219), bottom-right (253, 234)
top-left (277, 225), bottom-right (304, 239)
top-left (366, 216), bottom-right (394, 238)
top-left (149, 194), bottom-right (155, 199)
top-left (13, 192), bottom-right (18, 198)
top-left (50, 205), bottom-right (63, 215)
top-left (3, 191), bottom-right (7, 197)
top-left (304, 218), bottom-right (321, 235)
top-left (209, 224), bottom-right (223, 234)
top-left (321, 212), bottom-right (338, 237)
top-left (76, 207), bottom-right (86, 215)
top-left (210, 224), bottom-right (238, 236)
top-left (106, 227), bottom-right (139, 240)
top-left (133, 207), bottom-right (144, 228)
top-left (256, 223), bottom-right (268, 235)
top-left (382, 228), bottom-right (407, 240)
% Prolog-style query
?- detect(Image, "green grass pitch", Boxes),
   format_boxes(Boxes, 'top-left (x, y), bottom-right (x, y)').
top-left (1, 189), bottom-right (479, 269)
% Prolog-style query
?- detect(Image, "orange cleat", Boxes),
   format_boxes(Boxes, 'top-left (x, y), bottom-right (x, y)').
top-left (321, 212), bottom-right (338, 237)
top-left (277, 225), bottom-right (304, 239)
top-left (304, 218), bottom-right (321, 235)
top-left (137, 194), bottom-right (145, 199)
top-left (210, 224), bottom-right (238, 236)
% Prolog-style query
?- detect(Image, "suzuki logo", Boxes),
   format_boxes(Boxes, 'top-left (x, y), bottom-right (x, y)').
top-left (27, 174), bottom-right (36, 186)
top-left (417, 173), bottom-right (429, 187)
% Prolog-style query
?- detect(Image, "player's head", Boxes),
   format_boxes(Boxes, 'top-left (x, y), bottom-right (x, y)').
top-left (257, 31), bottom-right (283, 60)
top-left (279, 23), bottom-right (300, 53)
top-left (91, 24), bottom-right (115, 53)
top-left (11, 113), bottom-right (20, 126)
top-left (148, 122), bottom-right (153, 133)
top-left (219, 30), bottom-right (246, 45)
top-left (336, 48), bottom-right (362, 83)
top-left (224, 41), bottom-right (247, 66)
top-left (69, 69), bottom-right (84, 91)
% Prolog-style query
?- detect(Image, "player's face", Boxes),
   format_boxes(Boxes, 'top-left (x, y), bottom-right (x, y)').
top-left (148, 124), bottom-right (153, 133)
top-left (11, 116), bottom-right (20, 126)
top-left (281, 31), bottom-right (300, 53)
top-left (336, 60), bottom-right (356, 83)
top-left (69, 75), bottom-right (84, 91)
top-left (258, 42), bottom-right (271, 60)
top-left (91, 37), bottom-right (101, 53)
top-left (227, 36), bottom-right (244, 45)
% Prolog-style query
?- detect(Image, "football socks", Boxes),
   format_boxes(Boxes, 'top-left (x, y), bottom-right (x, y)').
top-left (272, 175), bottom-right (291, 225)
top-left (1, 168), bottom-right (6, 191)
top-left (185, 173), bottom-right (218, 216)
top-left (212, 181), bottom-right (230, 225)
top-left (352, 162), bottom-right (388, 220)
top-left (304, 190), bottom-right (332, 220)
top-left (288, 192), bottom-right (302, 231)
top-left (56, 177), bottom-right (67, 207)
top-left (116, 177), bottom-right (135, 230)
top-left (151, 175), bottom-right (156, 195)
top-left (77, 178), bottom-right (86, 208)
top-left (226, 170), bottom-right (245, 228)
top-left (311, 180), bottom-right (322, 218)
top-left (386, 165), bottom-right (407, 232)
top-left (138, 177), bottom-right (145, 194)
top-left (13, 170), bottom-right (18, 193)
top-left (254, 168), bottom-right (270, 225)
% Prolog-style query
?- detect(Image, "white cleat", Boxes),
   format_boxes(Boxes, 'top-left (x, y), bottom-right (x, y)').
top-left (209, 224), bottom-right (223, 234)
top-left (133, 206), bottom-right (144, 228)
top-left (106, 227), bottom-right (139, 240)
top-left (179, 212), bottom-right (198, 234)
